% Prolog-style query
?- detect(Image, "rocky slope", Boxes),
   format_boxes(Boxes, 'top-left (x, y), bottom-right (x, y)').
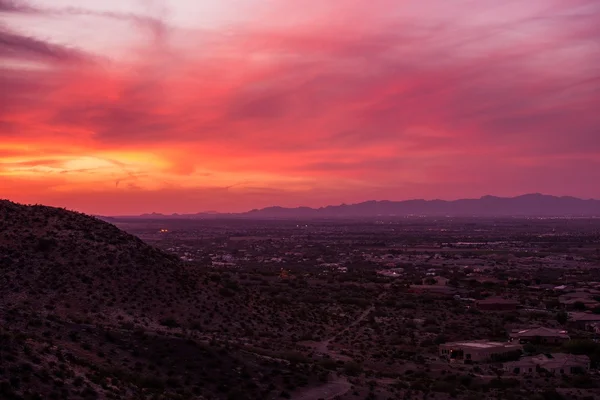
top-left (0, 201), bottom-right (324, 399)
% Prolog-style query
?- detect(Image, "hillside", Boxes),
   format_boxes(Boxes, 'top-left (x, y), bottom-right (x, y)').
top-left (0, 200), bottom-right (191, 315)
top-left (2, 200), bottom-right (598, 400)
top-left (0, 201), bottom-right (329, 399)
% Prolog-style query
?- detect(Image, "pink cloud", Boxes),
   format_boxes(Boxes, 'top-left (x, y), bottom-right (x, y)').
top-left (1, 0), bottom-right (599, 213)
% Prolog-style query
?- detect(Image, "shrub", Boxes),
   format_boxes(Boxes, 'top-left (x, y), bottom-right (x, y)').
top-left (556, 311), bottom-right (568, 325)
top-left (159, 318), bottom-right (180, 328)
top-left (343, 362), bottom-right (363, 377)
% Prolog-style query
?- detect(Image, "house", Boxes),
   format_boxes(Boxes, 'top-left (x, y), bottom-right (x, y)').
top-left (528, 284), bottom-right (558, 291)
top-left (377, 267), bottom-right (404, 277)
top-left (559, 291), bottom-right (600, 310)
top-left (409, 285), bottom-right (456, 297)
top-left (439, 340), bottom-right (522, 363)
top-left (509, 327), bottom-right (570, 345)
top-left (560, 298), bottom-right (600, 310)
top-left (568, 312), bottom-right (600, 331)
top-left (504, 353), bottom-right (590, 375)
top-left (466, 276), bottom-right (505, 285)
top-left (476, 297), bottom-right (519, 311)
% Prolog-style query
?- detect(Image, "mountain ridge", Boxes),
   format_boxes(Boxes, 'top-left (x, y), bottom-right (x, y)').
top-left (117, 194), bottom-right (600, 219)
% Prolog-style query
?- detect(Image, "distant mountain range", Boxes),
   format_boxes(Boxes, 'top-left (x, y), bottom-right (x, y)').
top-left (115, 194), bottom-right (600, 219)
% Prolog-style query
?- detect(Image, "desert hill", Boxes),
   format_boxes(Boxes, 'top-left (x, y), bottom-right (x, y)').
top-left (0, 201), bottom-right (330, 399)
top-left (0, 200), bottom-right (191, 316)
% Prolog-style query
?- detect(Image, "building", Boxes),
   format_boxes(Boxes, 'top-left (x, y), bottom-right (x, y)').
top-left (559, 291), bottom-right (600, 310)
top-left (568, 312), bottom-right (600, 331)
top-left (509, 327), bottom-right (570, 345)
top-left (409, 285), bottom-right (456, 297)
top-left (377, 268), bottom-right (404, 277)
top-left (476, 297), bottom-right (519, 311)
top-left (528, 284), bottom-right (562, 291)
top-left (439, 340), bottom-right (522, 363)
top-left (560, 298), bottom-right (600, 310)
top-left (504, 353), bottom-right (590, 375)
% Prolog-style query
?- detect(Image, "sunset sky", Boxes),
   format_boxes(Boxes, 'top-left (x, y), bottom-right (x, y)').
top-left (1, 0), bottom-right (599, 215)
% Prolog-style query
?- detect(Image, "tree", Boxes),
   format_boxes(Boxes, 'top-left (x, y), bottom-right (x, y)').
top-left (523, 343), bottom-right (537, 354)
top-left (546, 299), bottom-right (560, 310)
top-left (556, 311), bottom-right (568, 325)
top-left (563, 340), bottom-right (600, 366)
top-left (343, 362), bottom-right (363, 377)
top-left (541, 390), bottom-right (565, 400)
top-left (448, 279), bottom-right (460, 287)
top-left (434, 334), bottom-right (448, 345)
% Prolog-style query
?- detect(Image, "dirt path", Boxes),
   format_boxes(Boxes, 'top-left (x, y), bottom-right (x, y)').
top-left (302, 291), bottom-right (387, 361)
top-left (291, 376), bottom-right (351, 400)
top-left (329, 290), bottom-right (387, 343)
top-left (301, 305), bottom-right (373, 359)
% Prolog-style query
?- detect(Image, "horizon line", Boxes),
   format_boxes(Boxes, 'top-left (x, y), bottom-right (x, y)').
top-left (100, 192), bottom-right (600, 217)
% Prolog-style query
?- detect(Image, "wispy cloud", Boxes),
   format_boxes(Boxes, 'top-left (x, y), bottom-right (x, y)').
top-left (0, 0), bottom-right (35, 13)
top-left (1, 0), bottom-right (599, 212)
top-left (0, 27), bottom-right (90, 63)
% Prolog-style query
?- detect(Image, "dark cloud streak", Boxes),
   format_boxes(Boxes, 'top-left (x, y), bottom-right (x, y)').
top-left (0, 27), bottom-right (89, 63)
top-left (0, 0), bottom-right (35, 13)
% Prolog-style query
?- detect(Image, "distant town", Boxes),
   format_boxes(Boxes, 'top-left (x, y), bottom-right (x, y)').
top-left (108, 215), bottom-right (600, 399)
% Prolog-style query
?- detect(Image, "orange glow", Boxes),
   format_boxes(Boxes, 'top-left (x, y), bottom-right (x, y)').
top-left (1, 0), bottom-right (599, 214)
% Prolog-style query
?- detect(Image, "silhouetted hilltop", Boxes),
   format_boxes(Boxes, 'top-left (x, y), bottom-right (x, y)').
top-left (0, 200), bottom-right (338, 399)
top-left (0, 200), bottom-right (192, 315)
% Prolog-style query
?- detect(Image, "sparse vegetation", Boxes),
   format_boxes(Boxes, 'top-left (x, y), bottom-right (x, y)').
top-left (2, 200), bottom-right (600, 399)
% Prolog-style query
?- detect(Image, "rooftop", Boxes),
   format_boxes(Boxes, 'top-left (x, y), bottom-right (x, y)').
top-left (443, 340), bottom-right (521, 349)
top-left (569, 312), bottom-right (600, 322)
top-left (510, 327), bottom-right (569, 338)
top-left (477, 297), bottom-right (519, 304)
